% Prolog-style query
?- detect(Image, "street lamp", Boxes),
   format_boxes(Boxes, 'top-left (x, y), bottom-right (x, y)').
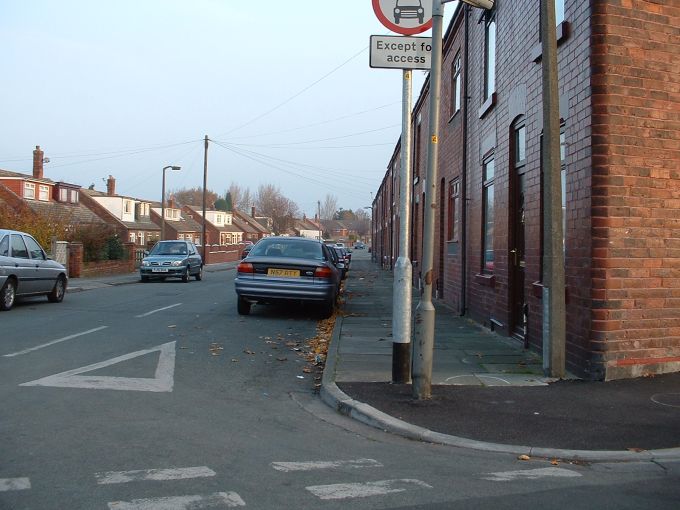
top-left (161, 165), bottom-right (181, 241)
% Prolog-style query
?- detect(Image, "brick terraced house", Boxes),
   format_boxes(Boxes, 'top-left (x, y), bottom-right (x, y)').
top-left (372, 0), bottom-right (680, 380)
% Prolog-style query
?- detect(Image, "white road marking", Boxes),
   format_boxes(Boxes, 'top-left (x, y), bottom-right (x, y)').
top-left (306, 479), bottom-right (432, 500)
top-left (135, 303), bottom-right (183, 318)
top-left (20, 342), bottom-right (176, 392)
top-left (96, 466), bottom-right (216, 484)
top-left (107, 492), bottom-right (245, 509)
top-left (3, 326), bottom-right (109, 358)
top-left (0, 478), bottom-right (31, 492)
top-left (271, 458), bottom-right (383, 472)
top-left (482, 467), bottom-right (583, 482)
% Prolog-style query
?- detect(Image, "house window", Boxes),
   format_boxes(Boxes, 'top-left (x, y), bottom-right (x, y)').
top-left (556, 0), bottom-right (565, 25)
top-left (561, 128), bottom-right (567, 250)
top-left (482, 157), bottom-right (495, 273)
top-left (124, 201), bottom-right (132, 214)
top-left (484, 14), bottom-right (496, 101)
top-left (515, 123), bottom-right (527, 166)
top-left (24, 182), bottom-right (35, 199)
top-left (447, 179), bottom-right (460, 242)
top-left (129, 232), bottom-right (136, 243)
top-left (452, 52), bottom-right (462, 116)
top-left (225, 215), bottom-right (232, 225)
top-left (414, 116), bottom-right (422, 181)
top-left (139, 231), bottom-right (145, 246)
top-left (39, 185), bottom-right (49, 201)
top-left (59, 188), bottom-right (68, 202)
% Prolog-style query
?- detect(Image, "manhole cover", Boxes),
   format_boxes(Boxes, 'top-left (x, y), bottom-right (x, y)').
top-left (651, 393), bottom-right (680, 409)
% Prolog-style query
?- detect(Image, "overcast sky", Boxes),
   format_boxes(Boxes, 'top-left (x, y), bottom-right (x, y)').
top-left (1, 1), bottom-right (456, 216)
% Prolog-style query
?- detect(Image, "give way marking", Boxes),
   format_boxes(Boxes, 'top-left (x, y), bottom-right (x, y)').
top-left (306, 479), bottom-right (432, 500)
top-left (108, 491), bottom-right (246, 509)
top-left (20, 342), bottom-right (176, 392)
top-left (482, 467), bottom-right (582, 482)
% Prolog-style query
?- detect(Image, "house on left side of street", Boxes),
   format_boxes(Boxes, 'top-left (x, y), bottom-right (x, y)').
top-left (79, 175), bottom-right (161, 250)
top-left (0, 146), bottom-right (108, 235)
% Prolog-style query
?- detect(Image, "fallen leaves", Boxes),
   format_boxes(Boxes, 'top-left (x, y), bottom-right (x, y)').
top-left (518, 454), bottom-right (531, 461)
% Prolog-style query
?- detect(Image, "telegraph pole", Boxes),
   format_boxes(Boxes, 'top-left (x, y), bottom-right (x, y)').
top-left (412, 0), bottom-right (444, 399)
top-left (540, 0), bottom-right (566, 377)
top-left (202, 135), bottom-right (209, 253)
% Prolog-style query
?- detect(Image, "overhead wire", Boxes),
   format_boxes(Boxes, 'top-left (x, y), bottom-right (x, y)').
top-left (215, 45), bottom-right (369, 138)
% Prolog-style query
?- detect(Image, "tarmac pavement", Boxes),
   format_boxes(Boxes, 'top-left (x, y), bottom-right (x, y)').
top-left (321, 253), bottom-right (680, 462)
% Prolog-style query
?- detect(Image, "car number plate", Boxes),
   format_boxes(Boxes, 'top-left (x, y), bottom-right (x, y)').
top-left (152, 267), bottom-right (169, 273)
top-left (268, 268), bottom-right (300, 277)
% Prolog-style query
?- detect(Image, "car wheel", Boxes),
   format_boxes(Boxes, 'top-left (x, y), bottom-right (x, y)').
top-left (320, 298), bottom-right (334, 319)
top-left (47, 275), bottom-right (66, 303)
top-left (237, 296), bottom-right (251, 315)
top-left (0, 279), bottom-right (17, 311)
top-left (195, 265), bottom-right (203, 281)
top-left (182, 267), bottom-right (190, 283)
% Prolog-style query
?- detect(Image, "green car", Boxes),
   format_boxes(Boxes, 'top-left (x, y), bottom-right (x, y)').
top-left (140, 240), bottom-right (203, 283)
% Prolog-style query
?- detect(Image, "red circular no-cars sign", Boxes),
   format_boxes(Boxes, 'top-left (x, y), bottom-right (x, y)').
top-left (372, 0), bottom-right (433, 35)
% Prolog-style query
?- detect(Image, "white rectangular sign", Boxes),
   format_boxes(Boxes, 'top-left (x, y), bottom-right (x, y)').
top-left (369, 35), bottom-right (432, 70)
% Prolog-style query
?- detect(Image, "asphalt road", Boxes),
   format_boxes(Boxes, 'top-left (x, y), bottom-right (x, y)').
top-left (1, 268), bottom-right (678, 509)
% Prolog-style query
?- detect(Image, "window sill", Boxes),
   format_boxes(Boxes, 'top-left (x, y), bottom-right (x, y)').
top-left (448, 108), bottom-right (461, 124)
top-left (475, 273), bottom-right (495, 287)
top-left (530, 21), bottom-right (571, 63)
top-left (478, 92), bottom-right (496, 119)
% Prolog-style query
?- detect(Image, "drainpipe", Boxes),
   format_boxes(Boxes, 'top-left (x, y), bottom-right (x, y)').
top-left (460, 5), bottom-right (470, 316)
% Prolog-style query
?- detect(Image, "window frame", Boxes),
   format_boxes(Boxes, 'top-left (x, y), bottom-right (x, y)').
top-left (24, 182), bottom-right (36, 199)
top-left (451, 52), bottom-right (462, 117)
top-left (481, 156), bottom-right (495, 274)
top-left (483, 13), bottom-right (497, 102)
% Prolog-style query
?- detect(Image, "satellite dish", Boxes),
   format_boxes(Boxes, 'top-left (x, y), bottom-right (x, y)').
top-left (42, 157), bottom-right (50, 164)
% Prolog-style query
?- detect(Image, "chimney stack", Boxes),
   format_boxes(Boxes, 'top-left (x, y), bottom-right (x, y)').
top-left (168, 197), bottom-right (175, 209)
top-left (106, 175), bottom-right (116, 196)
top-left (251, 206), bottom-right (256, 218)
top-left (32, 146), bottom-right (44, 179)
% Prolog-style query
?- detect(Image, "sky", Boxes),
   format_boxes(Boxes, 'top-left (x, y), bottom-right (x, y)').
top-left (1, 1), bottom-right (456, 217)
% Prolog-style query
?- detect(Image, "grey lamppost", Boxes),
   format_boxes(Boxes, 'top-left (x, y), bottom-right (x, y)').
top-left (161, 165), bottom-right (181, 241)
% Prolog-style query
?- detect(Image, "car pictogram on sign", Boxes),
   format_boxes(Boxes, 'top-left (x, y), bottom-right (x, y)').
top-left (394, 0), bottom-right (425, 25)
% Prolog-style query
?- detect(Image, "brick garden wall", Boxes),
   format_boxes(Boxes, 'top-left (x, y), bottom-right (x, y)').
top-left (590, 0), bottom-right (680, 379)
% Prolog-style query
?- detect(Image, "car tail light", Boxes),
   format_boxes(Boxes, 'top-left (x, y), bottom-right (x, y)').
top-left (237, 262), bottom-right (254, 273)
top-left (314, 266), bottom-right (333, 278)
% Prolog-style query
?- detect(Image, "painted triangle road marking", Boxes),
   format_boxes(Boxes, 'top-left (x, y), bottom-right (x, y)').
top-left (20, 342), bottom-right (176, 392)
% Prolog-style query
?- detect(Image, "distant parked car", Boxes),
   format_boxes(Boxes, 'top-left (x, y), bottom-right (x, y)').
top-left (0, 229), bottom-right (68, 311)
top-left (234, 236), bottom-right (340, 318)
top-left (354, 242), bottom-right (365, 249)
top-left (330, 246), bottom-right (348, 280)
top-left (140, 240), bottom-right (203, 283)
top-left (241, 241), bottom-right (255, 259)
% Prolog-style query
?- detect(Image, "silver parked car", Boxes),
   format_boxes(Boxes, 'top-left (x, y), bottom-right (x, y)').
top-left (234, 236), bottom-right (340, 318)
top-left (0, 229), bottom-right (68, 311)
top-left (139, 240), bottom-right (203, 282)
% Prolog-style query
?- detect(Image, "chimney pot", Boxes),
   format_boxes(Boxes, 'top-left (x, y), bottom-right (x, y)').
top-left (32, 146), bottom-right (44, 179)
top-left (106, 175), bottom-right (116, 196)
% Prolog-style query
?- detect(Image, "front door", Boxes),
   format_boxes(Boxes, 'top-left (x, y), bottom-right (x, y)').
top-left (510, 172), bottom-right (526, 340)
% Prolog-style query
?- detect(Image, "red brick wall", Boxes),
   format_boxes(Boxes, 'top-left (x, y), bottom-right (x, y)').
top-left (590, 0), bottom-right (680, 379)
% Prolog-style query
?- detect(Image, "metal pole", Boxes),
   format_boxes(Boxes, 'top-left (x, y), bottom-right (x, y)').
top-left (413, 0), bottom-right (444, 399)
top-left (161, 167), bottom-right (167, 241)
top-left (393, 69), bottom-right (414, 384)
top-left (202, 135), bottom-right (208, 250)
top-left (540, 0), bottom-right (566, 378)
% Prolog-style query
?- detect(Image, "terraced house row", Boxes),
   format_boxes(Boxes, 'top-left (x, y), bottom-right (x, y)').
top-left (371, 0), bottom-right (679, 380)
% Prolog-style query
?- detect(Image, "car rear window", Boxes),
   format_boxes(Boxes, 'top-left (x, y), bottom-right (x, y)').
top-left (251, 240), bottom-right (322, 260)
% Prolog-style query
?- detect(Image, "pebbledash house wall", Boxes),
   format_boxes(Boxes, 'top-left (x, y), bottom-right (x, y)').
top-left (372, 0), bottom-right (680, 380)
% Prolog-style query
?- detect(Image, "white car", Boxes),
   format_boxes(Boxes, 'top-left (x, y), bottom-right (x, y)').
top-left (0, 229), bottom-right (68, 311)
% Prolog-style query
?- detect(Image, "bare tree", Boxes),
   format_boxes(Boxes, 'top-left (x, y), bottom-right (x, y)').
top-left (319, 194), bottom-right (339, 220)
top-left (228, 182), bottom-right (254, 211)
top-left (352, 208), bottom-right (370, 238)
top-left (169, 187), bottom-right (218, 208)
top-left (254, 184), bottom-right (299, 235)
